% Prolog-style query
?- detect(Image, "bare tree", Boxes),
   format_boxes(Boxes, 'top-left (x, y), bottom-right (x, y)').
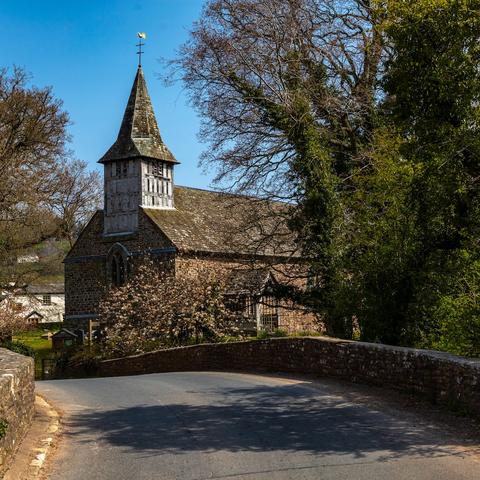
top-left (174, 0), bottom-right (387, 202)
top-left (50, 159), bottom-right (102, 246)
top-left (171, 1), bottom-right (390, 327)
top-left (0, 67), bottom-right (69, 224)
top-left (0, 66), bottom-right (70, 283)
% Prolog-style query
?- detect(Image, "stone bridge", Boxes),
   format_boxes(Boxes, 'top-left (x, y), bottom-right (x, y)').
top-left (87, 336), bottom-right (480, 417)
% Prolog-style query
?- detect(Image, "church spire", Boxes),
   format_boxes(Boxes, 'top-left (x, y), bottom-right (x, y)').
top-left (99, 66), bottom-right (177, 164)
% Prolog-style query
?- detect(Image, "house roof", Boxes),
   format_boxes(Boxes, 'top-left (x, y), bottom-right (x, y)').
top-left (143, 186), bottom-right (299, 258)
top-left (25, 283), bottom-right (64, 294)
top-left (52, 329), bottom-right (77, 339)
top-left (98, 66), bottom-right (177, 165)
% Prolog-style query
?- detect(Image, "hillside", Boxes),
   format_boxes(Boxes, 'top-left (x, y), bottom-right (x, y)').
top-left (14, 238), bottom-right (69, 286)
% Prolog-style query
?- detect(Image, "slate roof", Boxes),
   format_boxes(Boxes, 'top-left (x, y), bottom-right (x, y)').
top-left (52, 329), bottom-right (77, 339)
top-left (143, 186), bottom-right (299, 258)
top-left (99, 66), bottom-right (177, 164)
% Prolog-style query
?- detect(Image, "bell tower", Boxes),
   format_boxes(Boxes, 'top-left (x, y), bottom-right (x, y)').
top-left (98, 65), bottom-right (178, 236)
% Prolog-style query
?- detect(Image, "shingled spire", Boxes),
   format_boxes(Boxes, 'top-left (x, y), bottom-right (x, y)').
top-left (101, 65), bottom-right (177, 235)
top-left (99, 66), bottom-right (177, 164)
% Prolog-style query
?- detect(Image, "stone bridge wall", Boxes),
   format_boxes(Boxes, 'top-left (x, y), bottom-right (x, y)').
top-left (0, 348), bottom-right (35, 476)
top-left (97, 337), bottom-right (480, 417)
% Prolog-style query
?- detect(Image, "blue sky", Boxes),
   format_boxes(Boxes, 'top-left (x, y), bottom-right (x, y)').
top-left (1, 0), bottom-right (215, 189)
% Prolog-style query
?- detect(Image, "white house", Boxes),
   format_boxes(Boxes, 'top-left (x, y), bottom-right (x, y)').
top-left (16, 253), bottom-right (40, 264)
top-left (12, 283), bottom-right (65, 324)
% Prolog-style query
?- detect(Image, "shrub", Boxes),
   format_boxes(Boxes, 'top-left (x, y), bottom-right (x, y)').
top-left (1, 340), bottom-right (36, 359)
top-left (410, 251), bottom-right (480, 358)
top-left (256, 329), bottom-right (288, 339)
top-left (291, 330), bottom-right (323, 337)
top-left (256, 330), bottom-right (269, 339)
top-left (0, 419), bottom-right (8, 439)
top-left (271, 329), bottom-right (288, 337)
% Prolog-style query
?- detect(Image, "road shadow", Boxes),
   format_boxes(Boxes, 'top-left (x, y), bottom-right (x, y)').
top-left (63, 382), bottom-right (461, 461)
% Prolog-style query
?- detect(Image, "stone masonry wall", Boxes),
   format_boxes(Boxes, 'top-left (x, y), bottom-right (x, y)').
top-left (0, 348), bottom-right (35, 476)
top-left (64, 209), bottom-right (174, 328)
top-left (97, 337), bottom-right (480, 417)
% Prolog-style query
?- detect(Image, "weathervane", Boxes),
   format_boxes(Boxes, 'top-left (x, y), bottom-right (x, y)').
top-left (136, 32), bottom-right (146, 66)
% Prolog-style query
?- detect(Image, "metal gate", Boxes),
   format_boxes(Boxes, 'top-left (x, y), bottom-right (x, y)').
top-left (41, 357), bottom-right (59, 380)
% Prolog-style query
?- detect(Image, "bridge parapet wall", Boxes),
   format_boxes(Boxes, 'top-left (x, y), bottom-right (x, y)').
top-left (98, 337), bottom-right (480, 417)
top-left (0, 348), bottom-right (35, 475)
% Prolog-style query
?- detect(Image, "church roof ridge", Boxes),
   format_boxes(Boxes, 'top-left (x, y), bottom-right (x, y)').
top-left (99, 66), bottom-right (178, 164)
top-left (174, 184), bottom-right (292, 206)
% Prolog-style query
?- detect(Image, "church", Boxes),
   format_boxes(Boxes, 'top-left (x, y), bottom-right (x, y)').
top-left (63, 65), bottom-right (316, 334)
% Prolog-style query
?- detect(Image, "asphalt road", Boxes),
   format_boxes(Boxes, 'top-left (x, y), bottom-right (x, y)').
top-left (37, 372), bottom-right (479, 480)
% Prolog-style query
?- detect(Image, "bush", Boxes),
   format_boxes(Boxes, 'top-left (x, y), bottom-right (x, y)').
top-left (432, 295), bottom-right (480, 357)
top-left (410, 251), bottom-right (480, 358)
top-left (256, 329), bottom-right (288, 339)
top-left (291, 330), bottom-right (323, 337)
top-left (0, 419), bottom-right (8, 439)
top-left (1, 340), bottom-right (36, 359)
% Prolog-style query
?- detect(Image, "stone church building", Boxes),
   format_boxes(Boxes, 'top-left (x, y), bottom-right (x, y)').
top-left (64, 66), bottom-right (316, 334)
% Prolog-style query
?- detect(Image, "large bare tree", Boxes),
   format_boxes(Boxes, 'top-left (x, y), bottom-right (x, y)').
top-left (0, 67), bottom-right (103, 285)
top-left (0, 67), bottom-right (71, 284)
top-left (50, 159), bottom-right (102, 247)
top-left (0, 67), bottom-right (69, 222)
top-left (175, 0), bottom-right (386, 201)
top-left (173, 0), bottom-right (389, 327)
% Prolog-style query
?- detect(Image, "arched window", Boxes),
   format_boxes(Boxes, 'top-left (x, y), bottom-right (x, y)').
top-left (107, 244), bottom-right (129, 287)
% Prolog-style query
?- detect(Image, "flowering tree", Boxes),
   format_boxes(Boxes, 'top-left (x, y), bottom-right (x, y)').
top-left (0, 296), bottom-right (28, 342)
top-left (99, 261), bottom-right (237, 357)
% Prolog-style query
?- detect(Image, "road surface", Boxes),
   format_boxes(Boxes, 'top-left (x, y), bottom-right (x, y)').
top-left (37, 372), bottom-right (479, 480)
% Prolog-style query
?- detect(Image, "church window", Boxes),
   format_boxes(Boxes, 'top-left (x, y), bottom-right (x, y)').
top-left (122, 161), bottom-right (128, 176)
top-left (111, 256), bottom-right (118, 285)
top-left (116, 162), bottom-right (121, 177)
top-left (110, 251), bottom-right (127, 287)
